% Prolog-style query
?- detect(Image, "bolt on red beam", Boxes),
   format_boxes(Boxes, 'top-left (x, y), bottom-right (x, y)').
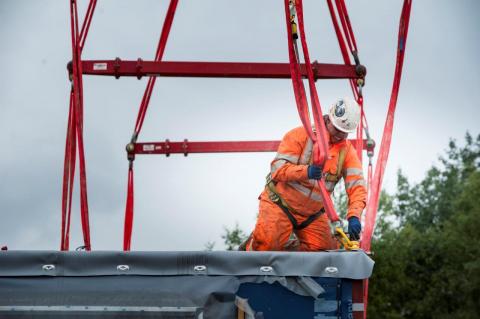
top-left (82, 60), bottom-right (363, 79)
top-left (133, 139), bottom-right (371, 155)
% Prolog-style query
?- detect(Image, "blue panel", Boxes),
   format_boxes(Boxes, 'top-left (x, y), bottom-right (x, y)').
top-left (238, 277), bottom-right (352, 319)
top-left (238, 281), bottom-right (314, 318)
top-left (340, 279), bottom-right (353, 318)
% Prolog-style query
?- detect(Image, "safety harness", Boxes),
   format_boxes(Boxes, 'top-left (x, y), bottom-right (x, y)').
top-left (325, 146), bottom-right (347, 183)
top-left (266, 145), bottom-right (347, 230)
top-left (266, 174), bottom-right (324, 230)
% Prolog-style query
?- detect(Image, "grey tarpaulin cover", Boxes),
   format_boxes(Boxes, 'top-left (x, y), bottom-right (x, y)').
top-left (0, 250), bottom-right (374, 318)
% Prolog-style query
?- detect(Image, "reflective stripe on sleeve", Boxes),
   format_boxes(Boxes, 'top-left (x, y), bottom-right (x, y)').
top-left (308, 179), bottom-right (336, 192)
top-left (287, 181), bottom-right (323, 202)
top-left (300, 138), bottom-right (313, 164)
top-left (344, 168), bottom-right (364, 177)
top-left (275, 153), bottom-right (299, 163)
top-left (345, 179), bottom-right (367, 190)
top-left (271, 152), bottom-right (300, 174)
top-left (271, 159), bottom-right (288, 173)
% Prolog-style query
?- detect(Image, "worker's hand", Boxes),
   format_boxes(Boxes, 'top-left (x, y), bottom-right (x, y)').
top-left (307, 165), bottom-right (323, 180)
top-left (347, 217), bottom-right (361, 240)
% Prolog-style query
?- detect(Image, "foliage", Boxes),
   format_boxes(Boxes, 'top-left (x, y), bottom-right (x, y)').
top-left (204, 241), bottom-right (215, 251)
top-left (221, 222), bottom-right (248, 251)
top-left (373, 189), bottom-right (395, 238)
top-left (333, 181), bottom-right (348, 219)
top-left (368, 133), bottom-right (480, 319)
top-left (215, 134), bottom-right (480, 317)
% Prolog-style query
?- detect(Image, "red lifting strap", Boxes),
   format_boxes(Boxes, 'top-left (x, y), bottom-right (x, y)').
top-left (326, 0), bottom-right (367, 161)
top-left (284, 0), bottom-right (340, 223)
top-left (362, 0), bottom-right (412, 253)
top-left (61, 93), bottom-right (76, 251)
top-left (361, 1), bottom-right (412, 317)
top-left (123, 168), bottom-right (134, 251)
top-left (61, 0), bottom-right (97, 251)
top-left (79, 0), bottom-right (98, 52)
top-left (123, 0), bottom-right (179, 251)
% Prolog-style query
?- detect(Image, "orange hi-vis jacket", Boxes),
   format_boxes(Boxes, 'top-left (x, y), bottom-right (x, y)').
top-left (268, 126), bottom-right (367, 219)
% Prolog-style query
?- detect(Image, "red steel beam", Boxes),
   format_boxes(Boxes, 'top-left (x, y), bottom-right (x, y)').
top-left (352, 279), bottom-right (365, 319)
top-left (133, 139), bottom-right (371, 155)
top-left (82, 60), bottom-right (363, 79)
top-left (134, 140), bottom-right (280, 155)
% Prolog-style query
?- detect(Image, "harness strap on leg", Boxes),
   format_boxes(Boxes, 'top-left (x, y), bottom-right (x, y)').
top-left (272, 199), bottom-right (324, 230)
top-left (296, 208), bottom-right (325, 229)
top-left (266, 173), bottom-right (324, 230)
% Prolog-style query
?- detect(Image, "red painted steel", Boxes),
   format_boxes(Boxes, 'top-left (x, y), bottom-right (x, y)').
top-left (133, 139), bottom-right (370, 155)
top-left (81, 60), bottom-right (362, 79)
top-left (352, 280), bottom-right (365, 319)
top-left (59, 2), bottom-right (415, 318)
top-left (135, 141), bottom-right (280, 155)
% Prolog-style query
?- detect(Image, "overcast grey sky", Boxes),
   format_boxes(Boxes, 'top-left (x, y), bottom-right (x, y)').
top-left (1, 1), bottom-right (479, 250)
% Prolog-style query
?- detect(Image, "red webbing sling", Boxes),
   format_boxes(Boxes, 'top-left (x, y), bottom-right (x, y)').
top-left (361, 1), bottom-right (412, 317)
top-left (61, 0), bottom-right (98, 251)
top-left (336, 0), bottom-right (357, 53)
top-left (362, 0), bottom-right (412, 252)
top-left (284, 0), bottom-right (339, 223)
top-left (123, 0), bottom-right (179, 251)
top-left (326, 0), bottom-right (368, 161)
top-left (61, 93), bottom-right (76, 250)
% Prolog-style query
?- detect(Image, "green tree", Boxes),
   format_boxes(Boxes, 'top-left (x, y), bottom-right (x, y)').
top-left (222, 222), bottom-right (248, 251)
top-left (204, 241), bottom-right (215, 251)
top-left (368, 133), bottom-right (480, 319)
top-left (333, 181), bottom-right (348, 218)
top-left (373, 189), bottom-right (395, 238)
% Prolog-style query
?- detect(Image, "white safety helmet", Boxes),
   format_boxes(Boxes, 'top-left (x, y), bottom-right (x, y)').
top-left (328, 97), bottom-right (361, 133)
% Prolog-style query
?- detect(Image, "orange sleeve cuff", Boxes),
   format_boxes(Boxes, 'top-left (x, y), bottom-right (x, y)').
top-left (346, 209), bottom-right (362, 220)
top-left (272, 164), bottom-right (309, 182)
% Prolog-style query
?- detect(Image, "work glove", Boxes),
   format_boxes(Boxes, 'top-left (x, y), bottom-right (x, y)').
top-left (307, 165), bottom-right (323, 180)
top-left (347, 216), bottom-right (361, 240)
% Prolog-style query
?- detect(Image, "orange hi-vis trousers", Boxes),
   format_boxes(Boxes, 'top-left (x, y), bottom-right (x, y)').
top-left (247, 192), bottom-right (338, 251)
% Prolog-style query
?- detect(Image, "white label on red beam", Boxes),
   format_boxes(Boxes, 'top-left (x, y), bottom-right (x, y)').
top-left (93, 63), bottom-right (107, 70)
top-left (142, 144), bottom-right (156, 151)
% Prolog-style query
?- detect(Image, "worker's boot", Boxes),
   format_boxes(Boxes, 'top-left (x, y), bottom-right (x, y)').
top-left (283, 232), bottom-right (300, 251)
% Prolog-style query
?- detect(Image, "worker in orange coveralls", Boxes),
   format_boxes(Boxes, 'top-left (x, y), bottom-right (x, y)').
top-left (245, 97), bottom-right (367, 251)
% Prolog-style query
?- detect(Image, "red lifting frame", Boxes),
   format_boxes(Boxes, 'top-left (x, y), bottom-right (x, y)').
top-left (63, 0), bottom-right (369, 252)
top-left (64, 3), bottom-right (412, 317)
